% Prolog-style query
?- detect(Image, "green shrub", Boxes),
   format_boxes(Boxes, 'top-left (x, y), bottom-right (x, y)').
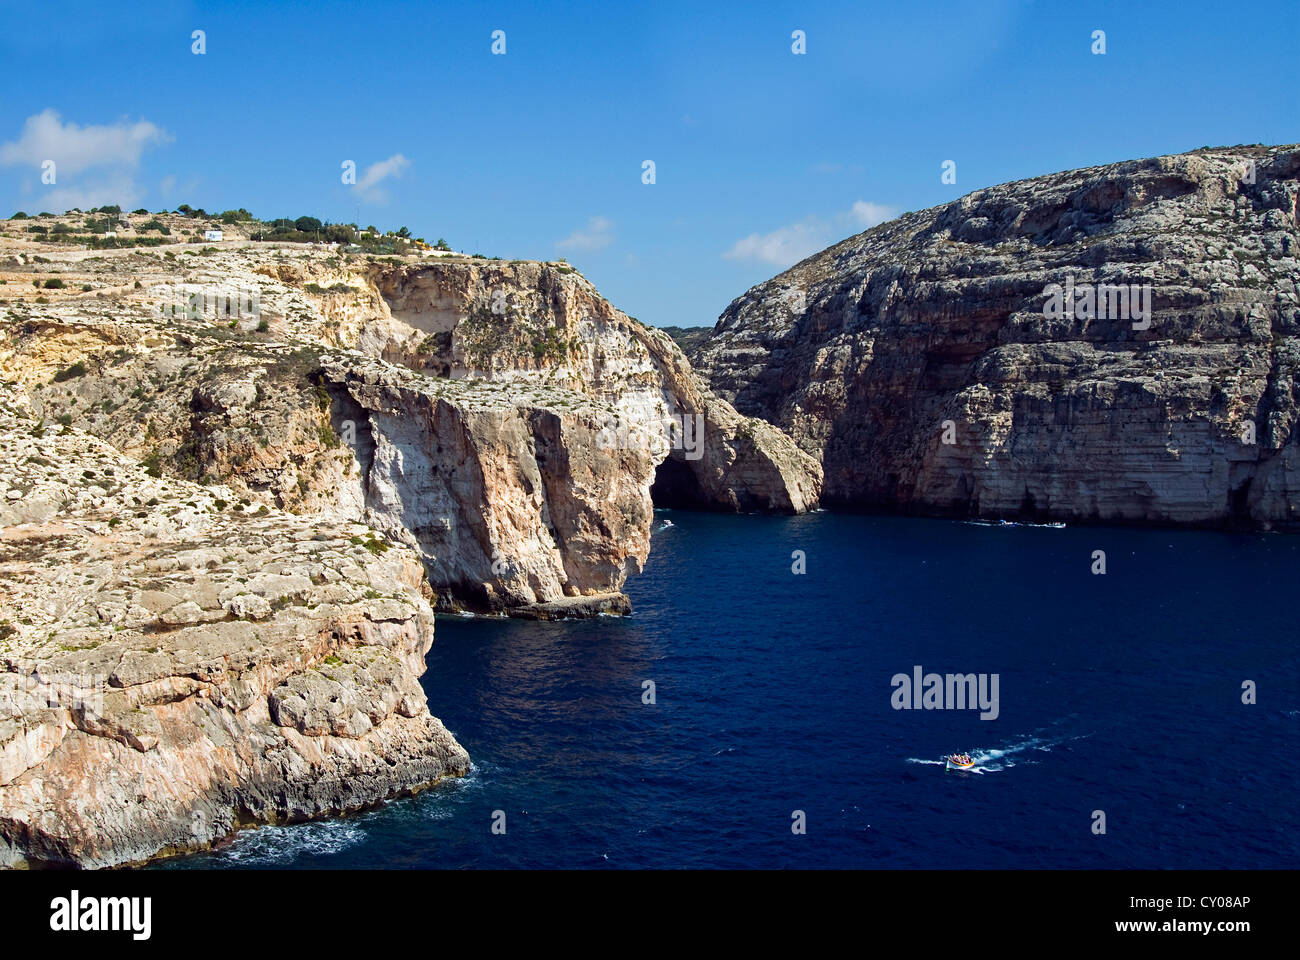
top-left (141, 450), bottom-right (163, 478)
top-left (43, 278), bottom-right (65, 289)
top-left (52, 361), bottom-right (87, 382)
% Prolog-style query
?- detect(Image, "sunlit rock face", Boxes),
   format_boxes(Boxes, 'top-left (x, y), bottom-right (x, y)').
top-left (0, 390), bottom-right (467, 868)
top-left (0, 241), bottom-right (817, 621)
top-left (692, 145), bottom-right (1300, 527)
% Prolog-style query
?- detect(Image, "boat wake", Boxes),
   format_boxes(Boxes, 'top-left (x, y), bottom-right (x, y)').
top-left (906, 728), bottom-right (1092, 774)
top-left (962, 519), bottom-right (1066, 529)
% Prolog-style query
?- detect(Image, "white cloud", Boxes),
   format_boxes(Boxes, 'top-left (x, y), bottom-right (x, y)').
top-left (0, 109), bottom-right (169, 175)
top-left (558, 215), bottom-right (614, 252)
top-left (43, 174), bottom-right (147, 212)
top-left (356, 153), bottom-right (410, 203)
top-left (0, 110), bottom-right (171, 213)
top-left (724, 200), bottom-right (899, 267)
top-left (850, 200), bottom-right (894, 227)
top-left (723, 218), bottom-right (829, 267)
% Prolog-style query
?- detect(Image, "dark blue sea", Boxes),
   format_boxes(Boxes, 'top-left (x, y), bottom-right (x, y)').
top-left (165, 512), bottom-right (1300, 869)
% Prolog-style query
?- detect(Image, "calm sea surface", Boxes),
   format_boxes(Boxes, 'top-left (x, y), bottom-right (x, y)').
top-left (164, 511), bottom-right (1300, 869)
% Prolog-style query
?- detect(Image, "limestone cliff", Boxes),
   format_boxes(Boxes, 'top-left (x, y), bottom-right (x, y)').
top-left (318, 354), bottom-right (653, 615)
top-left (693, 144), bottom-right (1300, 527)
top-left (0, 387), bottom-right (467, 868)
top-left (0, 222), bottom-right (817, 865)
top-left (0, 241), bottom-right (816, 616)
top-left (358, 258), bottom-right (821, 513)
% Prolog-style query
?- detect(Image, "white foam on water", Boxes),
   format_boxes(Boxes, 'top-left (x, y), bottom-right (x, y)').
top-left (215, 819), bottom-right (368, 865)
top-left (909, 726), bottom-right (1092, 774)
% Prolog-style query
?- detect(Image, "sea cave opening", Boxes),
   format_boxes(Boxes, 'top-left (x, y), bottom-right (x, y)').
top-left (649, 455), bottom-right (708, 509)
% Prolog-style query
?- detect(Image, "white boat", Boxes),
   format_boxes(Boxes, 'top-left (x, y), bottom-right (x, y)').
top-left (945, 753), bottom-right (975, 771)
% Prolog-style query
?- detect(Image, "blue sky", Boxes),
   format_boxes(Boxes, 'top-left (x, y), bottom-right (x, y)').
top-left (1, 0), bottom-right (1294, 327)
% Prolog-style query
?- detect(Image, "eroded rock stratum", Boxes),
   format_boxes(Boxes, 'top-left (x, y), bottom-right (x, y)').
top-left (0, 227), bottom-right (818, 865)
top-left (0, 389), bottom-right (467, 867)
top-left (3, 245), bottom-right (818, 617)
top-left (693, 145), bottom-right (1300, 527)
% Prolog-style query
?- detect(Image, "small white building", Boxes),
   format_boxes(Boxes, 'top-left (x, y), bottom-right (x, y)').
top-left (204, 229), bottom-right (224, 242)
top-left (104, 231), bottom-right (116, 239)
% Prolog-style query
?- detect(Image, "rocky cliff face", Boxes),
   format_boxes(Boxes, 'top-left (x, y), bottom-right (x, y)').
top-left (0, 387), bottom-right (467, 868)
top-left (693, 144), bottom-right (1300, 527)
top-left (0, 243), bottom-right (816, 616)
top-left (0, 224), bottom-right (820, 865)
top-left (360, 258), bottom-right (821, 513)
top-left (318, 354), bottom-right (653, 616)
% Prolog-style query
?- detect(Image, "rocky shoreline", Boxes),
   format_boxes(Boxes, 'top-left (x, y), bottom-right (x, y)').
top-left (0, 222), bottom-right (818, 866)
top-left (0, 387), bottom-right (467, 867)
top-left (3, 142), bottom-right (1296, 865)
